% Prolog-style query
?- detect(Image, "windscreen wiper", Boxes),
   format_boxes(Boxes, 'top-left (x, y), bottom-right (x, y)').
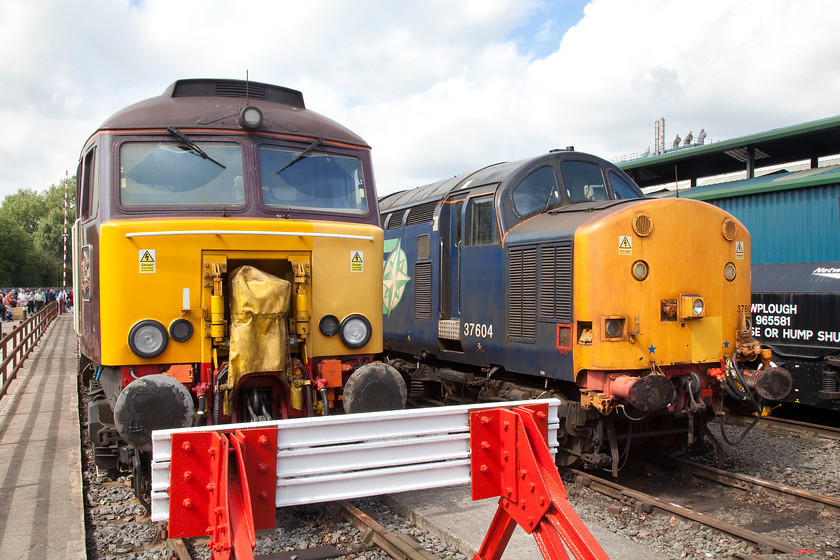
top-left (275, 136), bottom-right (324, 175)
top-left (167, 126), bottom-right (226, 169)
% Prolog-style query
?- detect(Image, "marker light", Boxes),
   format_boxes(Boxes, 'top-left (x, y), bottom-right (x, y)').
top-left (724, 262), bottom-right (737, 282)
top-left (128, 320), bottom-right (169, 358)
top-left (319, 315), bottom-right (340, 336)
top-left (631, 260), bottom-right (649, 281)
top-left (169, 318), bottom-right (194, 343)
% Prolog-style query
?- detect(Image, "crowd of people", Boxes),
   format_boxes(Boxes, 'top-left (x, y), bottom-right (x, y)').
top-left (0, 288), bottom-right (73, 321)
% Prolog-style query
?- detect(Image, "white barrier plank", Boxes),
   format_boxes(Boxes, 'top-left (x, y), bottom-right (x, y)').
top-left (151, 399), bottom-right (560, 523)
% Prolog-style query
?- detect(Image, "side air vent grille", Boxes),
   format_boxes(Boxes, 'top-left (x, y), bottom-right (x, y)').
top-left (539, 242), bottom-right (573, 321)
top-left (386, 209), bottom-right (406, 230)
top-left (414, 262), bottom-right (432, 319)
top-left (405, 202), bottom-right (438, 226)
top-left (508, 246), bottom-right (537, 341)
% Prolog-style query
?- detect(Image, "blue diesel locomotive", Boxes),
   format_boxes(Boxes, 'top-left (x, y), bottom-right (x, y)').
top-left (377, 149), bottom-right (792, 473)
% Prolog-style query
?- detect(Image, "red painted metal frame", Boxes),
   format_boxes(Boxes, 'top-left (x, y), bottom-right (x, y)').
top-left (169, 426), bottom-right (278, 559)
top-left (470, 404), bottom-right (609, 560)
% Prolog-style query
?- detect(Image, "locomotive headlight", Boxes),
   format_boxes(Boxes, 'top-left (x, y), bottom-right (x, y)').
top-left (128, 320), bottom-right (169, 359)
top-left (339, 314), bottom-right (372, 349)
top-left (631, 260), bottom-right (649, 281)
top-left (679, 295), bottom-right (706, 319)
top-left (724, 262), bottom-right (737, 282)
top-left (238, 105), bottom-right (263, 129)
top-left (319, 314), bottom-right (340, 336)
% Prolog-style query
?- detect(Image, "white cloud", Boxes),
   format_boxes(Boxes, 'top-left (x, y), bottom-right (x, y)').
top-left (0, 0), bottom-right (838, 199)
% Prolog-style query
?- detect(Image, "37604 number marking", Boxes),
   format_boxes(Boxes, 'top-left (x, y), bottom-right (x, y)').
top-left (463, 322), bottom-right (493, 338)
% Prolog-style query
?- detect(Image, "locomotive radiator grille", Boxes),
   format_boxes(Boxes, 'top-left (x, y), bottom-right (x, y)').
top-left (405, 202), bottom-right (437, 226)
top-left (414, 262), bottom-right (432, 319)
top-left (539, 242), bottom-right (573, 321)
top-left (508, 246), bottom-right (537, 341)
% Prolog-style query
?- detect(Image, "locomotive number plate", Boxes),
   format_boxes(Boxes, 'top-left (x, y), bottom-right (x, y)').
top-left (463, 322), bottom-right (494, 338)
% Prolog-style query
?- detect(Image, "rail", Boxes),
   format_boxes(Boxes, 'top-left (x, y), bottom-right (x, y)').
top-left (565, 468), bottom-right (802, 554)
top-left (0, 300), bottom-right (59, 402)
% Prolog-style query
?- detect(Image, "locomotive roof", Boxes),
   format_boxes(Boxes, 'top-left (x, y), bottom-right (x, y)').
top-left (379, 157), bottom-right (551, 211)
top-left (95, 78), bottom-right (369, 147)
top-left (379, 150), bottom-right (623, 212)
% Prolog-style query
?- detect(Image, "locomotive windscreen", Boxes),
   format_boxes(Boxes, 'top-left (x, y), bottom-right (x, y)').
top-left (121, 141), bottom-right (244, 205)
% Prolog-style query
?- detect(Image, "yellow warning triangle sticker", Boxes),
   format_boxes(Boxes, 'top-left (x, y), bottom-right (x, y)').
top-left (619, 237), bottom-right (632, 249)
top-left (140, 251), bottom-right (155, 263)
top-left (351, 252), bottom-right (363, 263)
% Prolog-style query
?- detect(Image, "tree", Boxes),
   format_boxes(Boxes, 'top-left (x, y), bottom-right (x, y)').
top-left (0, 176), bottom-right (76, 287)
top-left (35, 177), bottom-right (77, 263)
top-left (0, 188), bottom-right (48, 235)
top-left (0, 214), bottom-right (37, 287)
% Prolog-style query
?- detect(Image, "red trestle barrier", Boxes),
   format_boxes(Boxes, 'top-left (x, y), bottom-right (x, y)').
top-left (168, 427), bottom-right (278, 560)
top-left (469, 404), bottom-right (609, 560)
top-left (161, 402), bottom-right (607, 559)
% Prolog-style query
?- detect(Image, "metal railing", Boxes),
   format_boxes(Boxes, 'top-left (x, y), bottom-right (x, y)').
top-left (0, 300), bottom-right (60, 402)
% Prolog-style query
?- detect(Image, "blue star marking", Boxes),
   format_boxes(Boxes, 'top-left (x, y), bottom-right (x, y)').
top-left (723, 340), bottom-right (730, 349)
top-left (648, 344), bottom-right (656, 354)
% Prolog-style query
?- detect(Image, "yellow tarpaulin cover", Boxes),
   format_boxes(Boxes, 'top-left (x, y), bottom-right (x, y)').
top-left (228, 265), bottom-right (291, 390)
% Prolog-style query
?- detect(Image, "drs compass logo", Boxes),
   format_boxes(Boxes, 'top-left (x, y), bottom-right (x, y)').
top-left (382, 238), bottom-right (411, 316)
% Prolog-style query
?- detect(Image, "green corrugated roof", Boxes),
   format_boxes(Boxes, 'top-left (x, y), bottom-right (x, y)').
top-left (651, 165), bottom-right (840, 200)
top-left (619, 114), bottom-right (840, 189)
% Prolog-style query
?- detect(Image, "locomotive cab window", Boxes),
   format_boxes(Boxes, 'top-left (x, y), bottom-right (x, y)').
top-left (513, 166), bottom-right (559, 217)
top-left (561, 161), bottom-right (607, 203)
top-left (466, 195), bottom-right (497, 246)
top-left (608, 171), bottom-right (643, 200)
top-left (260, 145), bottom-right (368, 213)
top-left (119, 141), bottom-right (244, 206)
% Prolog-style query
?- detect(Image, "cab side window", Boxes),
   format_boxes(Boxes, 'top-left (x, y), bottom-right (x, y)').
top-left (512, 166), bottom-right (559, 217)
top-left (78, 148), bottom-right (97, 219)
top-left (466, 195), bottom-right (497, 246)
top-left (608, 171), bottom-right (643, 199)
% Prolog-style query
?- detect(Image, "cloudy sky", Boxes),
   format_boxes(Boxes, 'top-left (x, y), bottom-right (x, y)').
top-left (1, 0), bottom-right (838, 200)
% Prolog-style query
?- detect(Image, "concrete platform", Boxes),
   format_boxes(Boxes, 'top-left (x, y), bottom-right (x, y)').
top-left (384, 484), bottom-right (669, 559)
top-left (0, 315), bottom-right (85, 559)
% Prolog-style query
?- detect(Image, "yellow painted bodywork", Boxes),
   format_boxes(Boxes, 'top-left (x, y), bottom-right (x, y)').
top-left (96, 217), bottom-right (383, 367)
top-left (572, 198), bottom-right (750, 377)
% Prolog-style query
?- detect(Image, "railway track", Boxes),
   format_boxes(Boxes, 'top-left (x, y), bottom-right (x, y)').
top-left (746, 414), bottom-right (840, 441)
top-left (163, 500), bottom-right (446, 560)
top-left (671, 457), bottom-right (840, 517)
top-left (564, 459), bottom-right (839, 557)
